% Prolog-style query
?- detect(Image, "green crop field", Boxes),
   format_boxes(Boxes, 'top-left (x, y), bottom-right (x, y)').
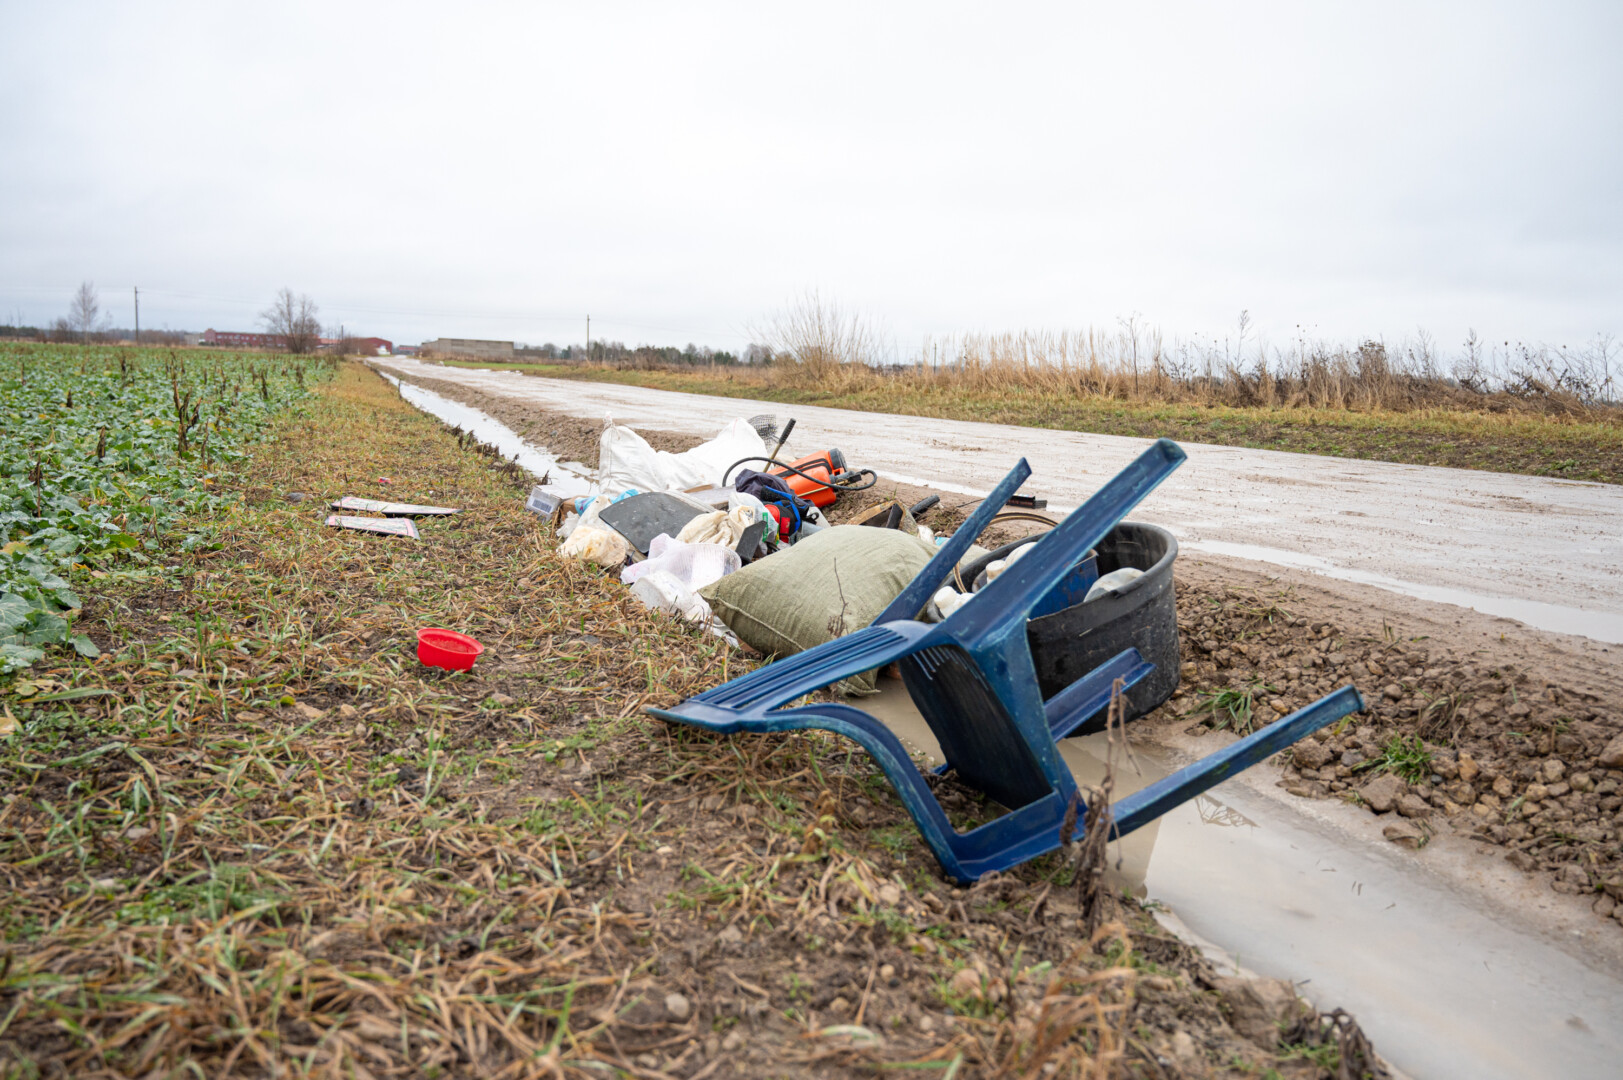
top-left (0, 344), bottom-right (329, 672)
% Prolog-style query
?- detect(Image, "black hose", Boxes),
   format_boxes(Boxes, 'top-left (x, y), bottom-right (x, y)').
top-left (908, 494), bottom-right (941, 516)
top-left (721, 456), bottom-right (878, 493)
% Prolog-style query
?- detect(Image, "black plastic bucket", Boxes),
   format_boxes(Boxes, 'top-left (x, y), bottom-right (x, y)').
top-left (1026, 521), bottom-right (1180, 733)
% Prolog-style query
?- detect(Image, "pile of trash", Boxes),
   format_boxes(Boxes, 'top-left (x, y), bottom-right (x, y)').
top-left (528, 414), bottom-right (1174, 711)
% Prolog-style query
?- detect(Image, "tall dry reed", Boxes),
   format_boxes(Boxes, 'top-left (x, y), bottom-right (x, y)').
top-left (592, 296), bottom-right (1622, 419)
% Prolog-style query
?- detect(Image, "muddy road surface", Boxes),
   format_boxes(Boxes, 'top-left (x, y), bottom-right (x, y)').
top-left (375, 358), bottom-right (1623, 644)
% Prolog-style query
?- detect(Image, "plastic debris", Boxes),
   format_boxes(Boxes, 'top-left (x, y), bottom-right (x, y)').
top-left (417, 627), bottom-right (483, 671)
top-left (331, 496), bottom-right (459, 516)
top-left (525, 485), bottom-right (565, 520)
top-left (559, 522), bottom-right (629, 566)
top-left (982, 542), bottom-right (1032, 583)
top-left (620, 535), bottom-right (742, 642)
top-left (599, 491), bottom-right (711, 556)
top-left (599, 417), bottom-right (766, 496)
top-left (675, 505), bottom-right (761, 549)
top-left (927, 585), bottom-right (973, 622)
top-left (622, 534), bottom-right (740, 593)
top-left (1084, 566), bottom-right (1145, 602)
top-left (325, 514), bottom-right (419, 539)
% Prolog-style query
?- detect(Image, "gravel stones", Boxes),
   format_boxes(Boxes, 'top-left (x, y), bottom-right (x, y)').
top-left (1598, 734), bottom-right (1623, 770)
top-left (664, 993), bottom-right (691, 1022)
top-left (1396, 794), bottom-right (1432, 818)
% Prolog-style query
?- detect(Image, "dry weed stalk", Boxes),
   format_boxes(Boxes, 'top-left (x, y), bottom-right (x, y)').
top-left (1068, 678), bottom-right (1133, 938)
top-left (962, 925), bottom-right (1138, 1080)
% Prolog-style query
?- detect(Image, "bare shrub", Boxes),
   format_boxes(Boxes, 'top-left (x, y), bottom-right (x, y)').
top-left (260, 288), bottom-right (322, 354)
top-left (756, 290), bottom-right (887, 382)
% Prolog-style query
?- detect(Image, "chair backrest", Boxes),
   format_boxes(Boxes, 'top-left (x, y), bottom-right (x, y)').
top-left (896, 439), bottom-right (1189, 811)
top-left (900, 642), bottom-right (1054, 810)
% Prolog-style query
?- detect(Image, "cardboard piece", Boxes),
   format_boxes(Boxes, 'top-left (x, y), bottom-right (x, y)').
top-left (325, 514), bottom-right (420, 539)
top-left (331, 496), bottom-right (459, 516)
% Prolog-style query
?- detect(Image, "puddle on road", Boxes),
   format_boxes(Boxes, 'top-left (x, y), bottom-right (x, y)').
top-left (1184, 539), bottom-right (1623, 645)
top-left (863, 682), bottom-right (1623, 1080)
top-left (378, 370), bottom-right (597, 495)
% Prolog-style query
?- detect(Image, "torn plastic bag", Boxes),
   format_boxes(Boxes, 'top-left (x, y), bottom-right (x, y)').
top-left (621, 534), bottom-right (741, 594)
top-left (620, 535), bottom-right (743, 645)
top-left (559, 499), bottom-right (629, 566)
top-left (559, 525), bottom-right (628, 566)
top-left (598, 417), bottom-right (766, 496)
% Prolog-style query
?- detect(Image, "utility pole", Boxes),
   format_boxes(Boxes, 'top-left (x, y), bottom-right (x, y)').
top-left (585, 314), bottom-right (590, 364)
top-left (133, 286), bottom-right (139, 345)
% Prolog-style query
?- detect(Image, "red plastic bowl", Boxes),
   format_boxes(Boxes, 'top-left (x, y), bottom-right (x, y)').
top-left (417, 627), bottom-right (484, 671)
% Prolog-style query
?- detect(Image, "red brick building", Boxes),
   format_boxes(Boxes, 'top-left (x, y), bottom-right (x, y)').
top-left (202, 328), bottom-right (288, 349)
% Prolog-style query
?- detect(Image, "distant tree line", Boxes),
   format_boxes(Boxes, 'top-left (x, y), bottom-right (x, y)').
top-left (515, 340), bottom-right (779, 367)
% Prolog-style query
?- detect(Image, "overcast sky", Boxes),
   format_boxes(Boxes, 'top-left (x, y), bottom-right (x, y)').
top-left (2, 2), bottom-right (1619, 356)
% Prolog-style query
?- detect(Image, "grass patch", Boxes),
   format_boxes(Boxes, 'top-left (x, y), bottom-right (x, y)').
top-left (0, 359), bottom-right (1380, 1078)
top-left (1192, 683), bottom-right (1275, 735)
top-left (1355, 734), bottom-right (1435, 785)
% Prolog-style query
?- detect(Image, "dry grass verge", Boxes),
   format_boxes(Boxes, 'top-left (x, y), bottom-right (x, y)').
top-left (2, 362), bottom-right (1376, 1078)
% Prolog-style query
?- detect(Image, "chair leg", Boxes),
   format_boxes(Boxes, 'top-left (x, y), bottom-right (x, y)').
top-left (1111, 686), bottom-right (1365, 837)
top-left (1043, 647), bottom-right (1153, 742)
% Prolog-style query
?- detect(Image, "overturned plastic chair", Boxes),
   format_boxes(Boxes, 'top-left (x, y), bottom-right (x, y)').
top-left (649, 439), bottom-right (1364, 882)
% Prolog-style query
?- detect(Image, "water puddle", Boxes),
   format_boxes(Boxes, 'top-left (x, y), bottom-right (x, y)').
top-left (1184, 539), bottom-right (1623, 645)
top-left (862, 681), bottom-right (1623, 1080)
top-left (377, 370), bottom-right (597, 495)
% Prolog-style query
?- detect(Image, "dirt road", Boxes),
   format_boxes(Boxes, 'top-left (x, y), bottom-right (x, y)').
top-left (377, 358), bottom-right (1623, 643)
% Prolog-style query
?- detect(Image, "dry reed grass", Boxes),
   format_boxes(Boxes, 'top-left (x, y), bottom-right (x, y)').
top-left (691, 295), bottom-right (1622, 419)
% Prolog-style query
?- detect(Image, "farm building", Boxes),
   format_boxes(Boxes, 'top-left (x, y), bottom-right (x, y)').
top-left (420, 338), bottom-right (515, 360)
top-left (345, 337), bottom-right (393, 356)
top-left (202, 329), bottom-right (288, 349)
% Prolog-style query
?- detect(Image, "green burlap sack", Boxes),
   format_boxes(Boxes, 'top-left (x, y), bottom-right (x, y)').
top-left (700, 525), bottom-right (980, 695)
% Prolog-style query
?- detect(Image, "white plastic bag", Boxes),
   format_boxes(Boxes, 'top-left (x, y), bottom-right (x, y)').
top-left (559, 524), bottom-right (628, 566)
top-left (629, 570), bottom-right (716, 623)
top-left (597, 416), bottom-right (767, 495)
top-left (621, 535), bottom-right (743, 645)
top-left (621, 534), bottom-right (740, 590)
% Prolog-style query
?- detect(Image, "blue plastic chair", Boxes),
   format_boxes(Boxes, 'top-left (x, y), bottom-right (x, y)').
top-left (650, 439), bottom-right (1365, 881)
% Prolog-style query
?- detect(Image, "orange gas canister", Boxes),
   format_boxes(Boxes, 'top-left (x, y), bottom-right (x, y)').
top-left (770, 450), bottom-right (848, 508)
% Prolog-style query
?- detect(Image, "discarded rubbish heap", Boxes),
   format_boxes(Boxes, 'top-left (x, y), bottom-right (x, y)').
top-left (650, 440), bottom-right (1367, 882)
top-left (522, 418), bottom-right (1365, 881)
